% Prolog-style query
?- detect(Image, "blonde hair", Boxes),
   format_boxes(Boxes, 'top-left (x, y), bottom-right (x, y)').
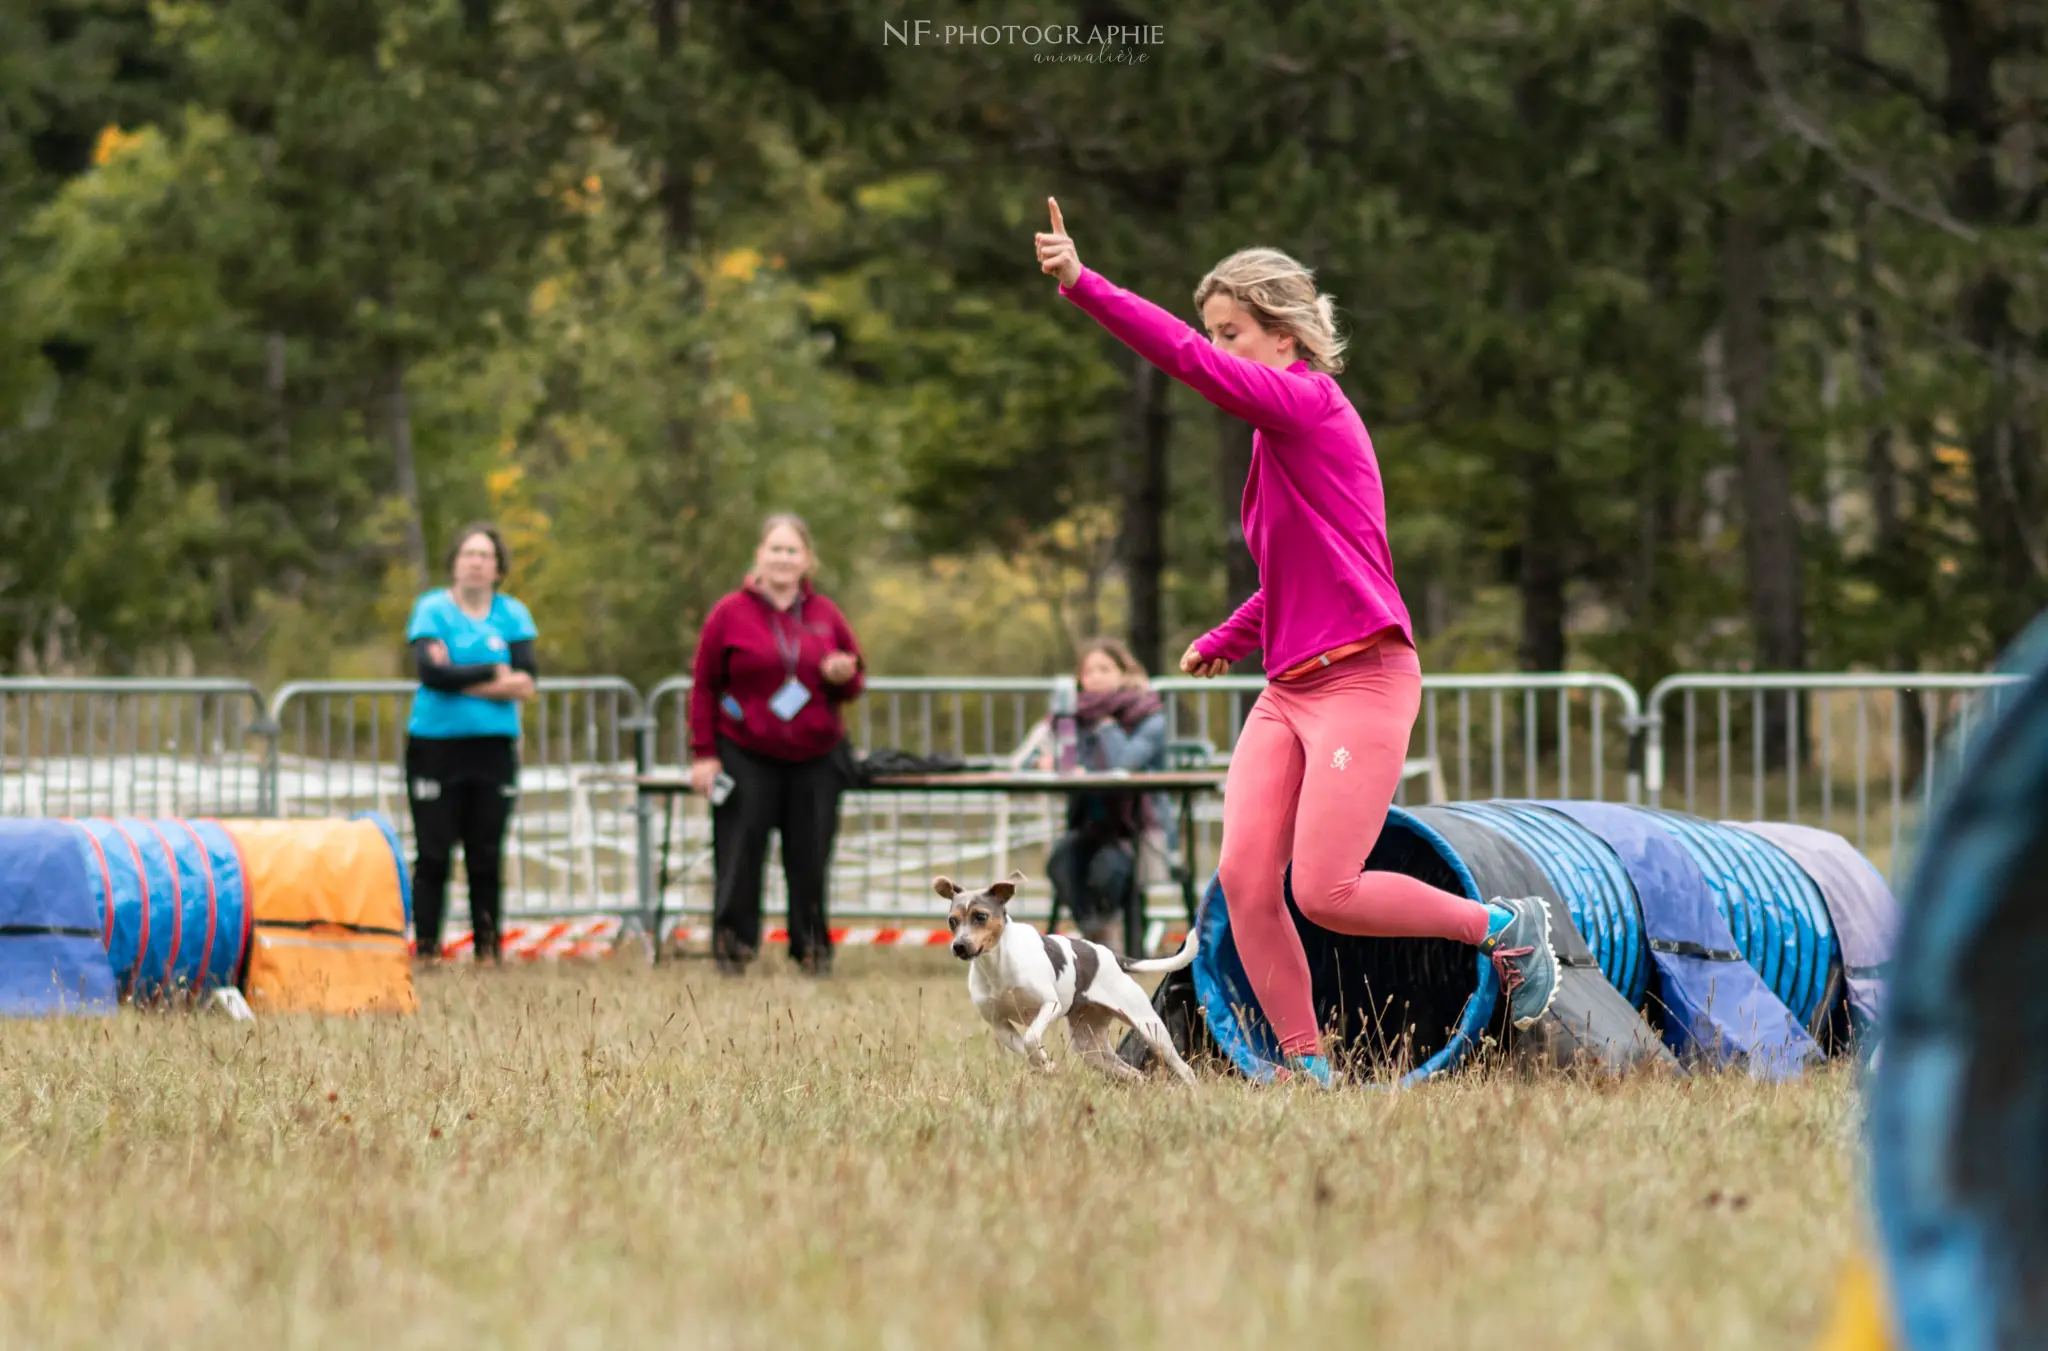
top-left (747, 512), bottom-right (819, 585)
top-left (1192, 248), bottom-right (1346, 375)
top-left (1076, 636), bottom-right (1150, 690)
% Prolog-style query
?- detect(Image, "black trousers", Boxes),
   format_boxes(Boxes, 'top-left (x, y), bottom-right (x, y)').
top-left (1046, 829), bottom-right (1136, 928)
top-left (712, 736), bottom-right (846, 965)
top-left (405, 736), bottom-right (519, 961)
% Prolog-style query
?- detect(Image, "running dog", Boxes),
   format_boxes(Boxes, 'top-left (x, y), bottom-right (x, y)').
top-left (936, 871), bottom-right (1198, 1083)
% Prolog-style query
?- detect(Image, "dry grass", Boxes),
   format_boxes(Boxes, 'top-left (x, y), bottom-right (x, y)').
top-left (0, 951), bottom-right (1863, 1350)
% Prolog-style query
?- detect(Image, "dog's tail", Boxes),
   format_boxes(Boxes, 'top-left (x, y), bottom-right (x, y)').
top-left (1116, 925), bottom-right (1198, 975)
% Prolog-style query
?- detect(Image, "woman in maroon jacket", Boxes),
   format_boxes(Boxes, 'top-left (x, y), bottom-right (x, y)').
top-left (689, 514), bottom-right (866, 976)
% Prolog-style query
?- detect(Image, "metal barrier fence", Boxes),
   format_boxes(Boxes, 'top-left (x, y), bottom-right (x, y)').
top-left (1643, 673), bottom-right (2026, 880)
top-left (0, 679), bottom-right (272, 818)
top-left (1, 668), bottom-right (2017, 934)
top-left (642, 672), bottom-right (1645, 927)
top-left (644, 677), bottom-right (1070, 925)
top-left (1154, 671), bottom-right (1644, 800)
top-left (268, 678), bottom-right (648, 919)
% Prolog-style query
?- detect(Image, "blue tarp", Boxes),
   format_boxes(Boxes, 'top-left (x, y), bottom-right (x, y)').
top-left (1542, 802), bottom-right (1819, 1079)
top-left (1733, 820), bottom-right (1897, 1040)
top-left (0, 819), bottom-right (118, 1016)
top-left (1646, 810), bottom-right (1841, 1030)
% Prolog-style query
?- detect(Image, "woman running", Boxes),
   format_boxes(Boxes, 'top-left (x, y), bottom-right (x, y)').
top-left (1035, 199), bottom-right (1560, 1086)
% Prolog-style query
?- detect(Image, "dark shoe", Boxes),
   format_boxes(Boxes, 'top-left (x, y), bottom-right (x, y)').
top-left (1478, 896), bottom-right (1560, 1029)
top-left (712, 931), bottom-right (755, 977)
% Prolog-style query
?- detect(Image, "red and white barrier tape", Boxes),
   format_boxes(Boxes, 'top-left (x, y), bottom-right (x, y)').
top-left (428, 919), bottom-right (1191, 963)
top-left (434, 917), bottom-right (622, 962)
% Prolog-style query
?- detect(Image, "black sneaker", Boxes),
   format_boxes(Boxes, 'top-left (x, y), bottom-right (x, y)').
top-left (1477, 896), bottom-right (1560, 1028)
top-left (712, 932), bottom-right (754, 977)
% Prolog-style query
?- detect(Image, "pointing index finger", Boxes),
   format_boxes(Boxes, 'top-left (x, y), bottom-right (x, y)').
top-left (1048, 197), bottom-right (1065, 237)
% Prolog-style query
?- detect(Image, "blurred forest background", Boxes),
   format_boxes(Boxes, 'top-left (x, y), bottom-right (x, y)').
top-left (3, 0), bottom-right (2046, 689)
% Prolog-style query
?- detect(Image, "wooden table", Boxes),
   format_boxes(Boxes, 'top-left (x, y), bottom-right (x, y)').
top-left (594, 769), bottom-right (1226, 959)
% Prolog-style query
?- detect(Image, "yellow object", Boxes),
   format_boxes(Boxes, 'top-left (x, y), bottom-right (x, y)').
top-left (221, 819), bottom-right (417, 1016)
top-left (1815, 1251), bottom-right (1898, 1351)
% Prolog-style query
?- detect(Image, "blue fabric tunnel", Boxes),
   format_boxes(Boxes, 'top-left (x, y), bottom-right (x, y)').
top-left (1541, 801), bottom-right (1819, 1079)
top-left (0, 819), bottom-right (118, 1016)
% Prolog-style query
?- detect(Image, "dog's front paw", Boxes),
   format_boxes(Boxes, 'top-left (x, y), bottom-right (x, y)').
top-left (1027, 1046), bottom-right (1054, 1072)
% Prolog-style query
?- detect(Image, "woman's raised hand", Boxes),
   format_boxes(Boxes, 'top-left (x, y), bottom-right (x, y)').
top-left (1035, 197), bottom-right (1082, 288)
top-left (820, 652), bottom-right (858, 685)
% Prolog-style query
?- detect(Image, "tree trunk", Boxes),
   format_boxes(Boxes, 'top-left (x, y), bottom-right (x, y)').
top-left (1121, 357), bottom-right (1170, 672)
top-left (1712, 34), bottom-right (1803, 768)
top-left (1506, 73), bottom-right (1568, 677)
top-left (1844, 0), bottom-right (1927, 782)
top-left (1935, 0), bottom-right (2047, 648)
top-left (1215, 408), bottom-right (1260, 674)
top-left (1517, 447), bottom-right (1568, 673)
top-left (385, 353), bottom-right (430, 592)
top-left (1631, 13), bottom-right (1701, 693)
top-left (1712, 39), bottom-right (1804, 672)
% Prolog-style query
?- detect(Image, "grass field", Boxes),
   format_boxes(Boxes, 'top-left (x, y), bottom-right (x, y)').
top-left (0, 951), bottom-right (1864, 1350)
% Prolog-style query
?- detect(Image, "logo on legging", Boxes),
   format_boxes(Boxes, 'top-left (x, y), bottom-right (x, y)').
top-left (414, 778), bottom-right (442, 800)
top-left (1330, 748), bottom-right (1351, 771)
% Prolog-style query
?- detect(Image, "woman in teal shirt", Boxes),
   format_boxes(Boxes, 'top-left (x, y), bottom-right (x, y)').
top-left (405, 523), bottom-right (538, 965)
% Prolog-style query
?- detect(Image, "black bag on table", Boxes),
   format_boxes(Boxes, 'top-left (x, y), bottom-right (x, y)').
top-left (848, 748), bottom-right (970, 786)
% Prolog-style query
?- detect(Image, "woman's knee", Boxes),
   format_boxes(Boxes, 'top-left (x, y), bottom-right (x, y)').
top-left (1290, 849), bottom-right (1374, 921)
top-left (1217, 849), bottom-right (1286, 914)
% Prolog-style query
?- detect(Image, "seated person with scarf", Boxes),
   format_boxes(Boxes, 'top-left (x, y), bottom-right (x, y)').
top-left (1041, 638), bottom-right (1173, 954)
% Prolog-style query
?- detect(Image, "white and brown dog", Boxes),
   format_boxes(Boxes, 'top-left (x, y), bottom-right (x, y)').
top-left (937, 871), bottom-right (1198, 1083)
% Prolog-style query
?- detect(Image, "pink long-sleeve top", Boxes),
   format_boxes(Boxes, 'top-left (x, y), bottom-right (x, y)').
top-left (1057, 265), bottom-right (1414, 677)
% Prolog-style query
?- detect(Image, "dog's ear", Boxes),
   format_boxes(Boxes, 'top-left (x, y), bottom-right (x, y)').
top-left (933, 876), bottom-right (959, 900)
top-left (987, 873), bottom-right (1024, 904)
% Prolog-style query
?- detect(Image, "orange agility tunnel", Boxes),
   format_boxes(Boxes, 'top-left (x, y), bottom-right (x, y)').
top-left (217, 815), bottom-right (416, 1015)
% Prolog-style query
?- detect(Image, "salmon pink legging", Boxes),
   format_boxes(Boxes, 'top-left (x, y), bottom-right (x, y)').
top-left (1217, 637), bottom-right (1494, 1057)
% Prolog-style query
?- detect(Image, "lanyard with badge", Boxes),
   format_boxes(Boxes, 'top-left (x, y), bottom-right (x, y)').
top-left (766, 599), bottom-right (813, 722)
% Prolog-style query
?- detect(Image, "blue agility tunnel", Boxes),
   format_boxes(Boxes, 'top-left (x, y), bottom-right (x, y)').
top-left (1645, 811), bottom-right (1842, 1034)
top-left (1731, 820), bottom-right (1898, 1042)
top-left (0, 819), bottom-right (118, 1016)
top-left (1191, 804), bottom-right (1673, 1085)
top-left (1192, 806), bottom-right (1504, 1086)
top-left (1543, 802), bottom-right (1820, 1078)
top-left (1187, 796), bottom-right (1882, 1084)
top-left (1870, 610), bottom-right (2048, 1350)
top-left (65, 817), bottom-right (251, 1002)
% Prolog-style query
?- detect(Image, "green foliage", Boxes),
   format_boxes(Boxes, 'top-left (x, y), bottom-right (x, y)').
top-left (4, 0), bottom-right (2045, 681)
